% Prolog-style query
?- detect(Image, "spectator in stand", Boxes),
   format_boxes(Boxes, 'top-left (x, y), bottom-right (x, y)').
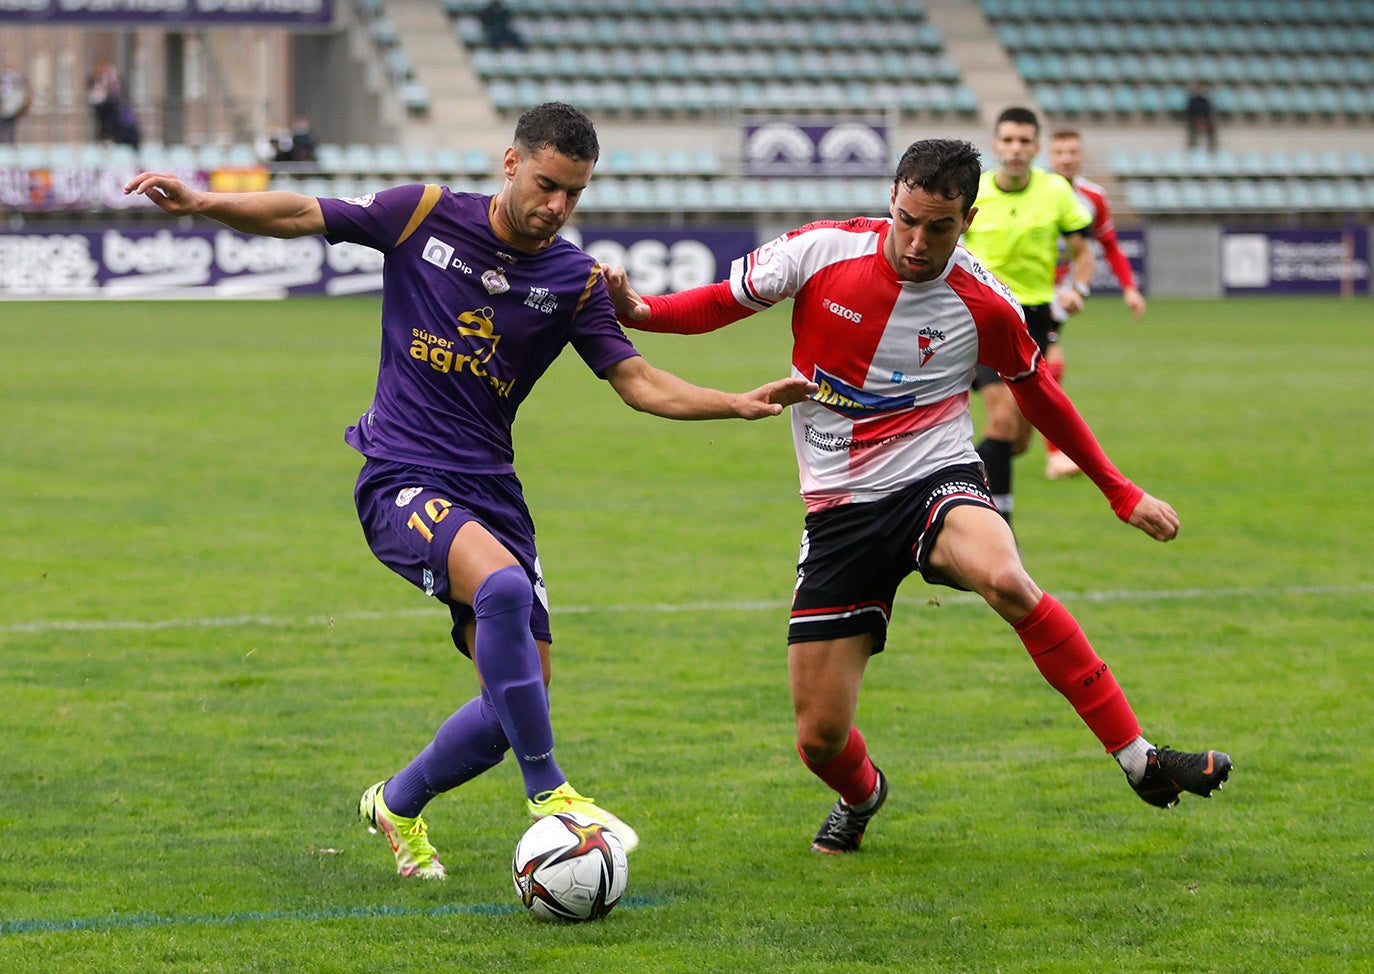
top-left (88, 63), bottom-right (123, 143)
top-left (0, 65), bottom-right (31, 144)
top-left (479, 0), bottom-right (527, 50)
top-left (1042, 127), bottom-right (1147, 480)
top-left (272, 116), bottom-right (318, 163)
top-left (1184, 82), bottom-right (1217, 152)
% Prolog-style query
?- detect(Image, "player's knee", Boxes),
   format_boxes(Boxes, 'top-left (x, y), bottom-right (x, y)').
top-left (472, 564), bottom-right (532, 618)
top-left (796, 719), bottom-right (849, 765)
top-left (976, 563), bottom-right (1039, 619)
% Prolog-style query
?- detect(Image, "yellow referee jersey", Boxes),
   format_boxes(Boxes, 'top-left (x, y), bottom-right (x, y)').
top-left (961, 168), bottom-right (1092, 306)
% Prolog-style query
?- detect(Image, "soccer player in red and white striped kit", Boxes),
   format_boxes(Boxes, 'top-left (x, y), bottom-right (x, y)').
top-left (1044, 127), bottom-right (1148, 480)
top-left (602, 138), bottom-right (1230, 854)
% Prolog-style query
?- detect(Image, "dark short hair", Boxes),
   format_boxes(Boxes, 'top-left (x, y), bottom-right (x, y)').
top-left (995, 106), bottom-right (1040, 134)
top-left (892, 139), bottom-right (983, 214)
top-left (513, 102), bottom-right (600, 163)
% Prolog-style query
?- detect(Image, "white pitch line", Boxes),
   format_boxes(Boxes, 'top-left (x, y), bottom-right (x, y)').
top-left (2, 584), bottom-right (1370, 636)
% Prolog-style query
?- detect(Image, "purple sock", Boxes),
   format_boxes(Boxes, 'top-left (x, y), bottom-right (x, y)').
top-left (471, 565), bottom-right (566, 799)
top-left (383, 688), bottom-right (509, 818)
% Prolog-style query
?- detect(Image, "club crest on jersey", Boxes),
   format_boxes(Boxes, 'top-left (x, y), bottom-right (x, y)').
top-left (482, 268), bottom-right (510, 294)
top-left (917, 326), bottom-right (946, 367)
top-left (395, 486), bottom-right (423, 507)
top-left (811, 367), bottom-right (915, 418)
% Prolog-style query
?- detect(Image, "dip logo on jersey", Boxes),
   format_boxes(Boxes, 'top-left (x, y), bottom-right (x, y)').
top-left (811, 367), bottom-right (915, 418)
top-left (422, 236), bottom-right (473, 274)
top-left (408, 306), bottom-right (514, 397)
top-left (917, 326), bottom-right (946, 367)
top-left (524, 286), bottom-right (557, 314)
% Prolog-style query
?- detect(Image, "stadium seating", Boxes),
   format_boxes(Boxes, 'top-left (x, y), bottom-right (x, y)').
top-left (981, 0), bottom-right (1374, 124)
top-left (446, 0), bottom-right (977, 118)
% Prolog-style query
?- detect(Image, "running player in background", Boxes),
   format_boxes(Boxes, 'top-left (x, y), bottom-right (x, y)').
top-left (125, 102), bottom-right (814, 879)
top-left (1043, 127), bottom-right (1148, 480)
top-left (602, 137), bottom-right (1231, 856)
top-left (961, 107), bottom-right (1095, 526)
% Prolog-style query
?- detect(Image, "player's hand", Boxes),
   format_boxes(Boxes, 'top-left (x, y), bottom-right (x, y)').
top-left (1056, 286), bottom-right (1085, 316)
top-left (123, 172), bottom-right (201, 215)
top-left (1122, 286), bottom-right (1147, 321)
top-left (732, 377), bottom-right (819, 419)
top-left (1126, 492), bottom-right (1179, 542)
top-left (599, 263), bottom-right (651, 325)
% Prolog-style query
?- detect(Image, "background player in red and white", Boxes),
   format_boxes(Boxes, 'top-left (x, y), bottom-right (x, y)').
top-left (602, 138), bottom-right (1230, 854)
top-left (1044, 127), bottom-right (1147, 479)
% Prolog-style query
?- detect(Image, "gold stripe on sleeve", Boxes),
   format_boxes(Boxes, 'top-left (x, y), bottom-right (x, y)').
top-left (394, 184), bottom-right (443, 247)
top-left (572, 264), bottom-right (601, 320)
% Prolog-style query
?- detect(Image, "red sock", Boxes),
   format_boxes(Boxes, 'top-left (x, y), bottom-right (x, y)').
top-left (797, 726), bottom-right (879, 806)
top-left (1013, 593), bottom-right (1141, 753)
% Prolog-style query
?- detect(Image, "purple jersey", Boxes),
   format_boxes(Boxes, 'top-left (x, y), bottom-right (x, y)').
top-left (320, 184), bottom-right (640, 474)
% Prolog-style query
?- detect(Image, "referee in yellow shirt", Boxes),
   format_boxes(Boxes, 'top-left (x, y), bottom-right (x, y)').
top-left (961, 106), bottom-right (1095, 527)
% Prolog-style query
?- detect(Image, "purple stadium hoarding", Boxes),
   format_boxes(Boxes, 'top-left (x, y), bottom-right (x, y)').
top-left (742, 118), bottom-right (890, 177)
top-left (563, 227), bottom-right (755, 296)
top-left (0, 0), bottom-right (332, 25)
top-left (1088, 228), bottom-right (1146, 294)
top-left (0, 228), bottom-right (383, 298)
top-left (1221, 228), bottom-right (1370, 295)
top-left (0, 225), bottom-right (756, 299)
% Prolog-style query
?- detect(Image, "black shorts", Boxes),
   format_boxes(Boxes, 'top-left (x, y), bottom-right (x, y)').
top-left (788, 464), bottom-right (996, 653)
top-left (972, 303), bottom-right (1058, 390)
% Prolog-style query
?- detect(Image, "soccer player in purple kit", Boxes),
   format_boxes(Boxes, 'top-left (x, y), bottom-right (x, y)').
top-left (125, 102), bottom-right (815, 879)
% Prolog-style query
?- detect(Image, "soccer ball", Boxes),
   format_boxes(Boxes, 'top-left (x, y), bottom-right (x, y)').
top-left (512, 812), bottom-right (628, 922)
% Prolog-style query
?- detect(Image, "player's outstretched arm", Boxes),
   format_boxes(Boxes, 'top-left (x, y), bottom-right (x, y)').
top-left (605, 355), bottom-right (816, 421)
top-left (123, 172), bottom-right (325, 238)
top-left (598, 266), bottom-right (750, 335)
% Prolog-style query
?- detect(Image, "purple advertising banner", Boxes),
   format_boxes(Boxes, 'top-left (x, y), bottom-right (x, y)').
top-left (1221, 228), bottom-right (1370, 295)
top-left (0, 0), bottom-right (332, 25)
top-left (742, 118), bottom-right (890, 178)
top-left (0, 225), bottom-right (757, 299)
top-left (1088, 228), bottom-right (1146, 295)
top-left (0, 227), bottom-right (383, 298)
top-left (562, 226), bottom-right (757, 295)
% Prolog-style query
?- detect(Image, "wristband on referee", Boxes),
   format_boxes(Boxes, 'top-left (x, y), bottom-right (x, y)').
top-left (1073, 281), bottom-right (1091, 298)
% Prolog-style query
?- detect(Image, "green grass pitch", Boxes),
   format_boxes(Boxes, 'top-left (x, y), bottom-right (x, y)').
top-left (1, 295), bottom-right (1371, 972)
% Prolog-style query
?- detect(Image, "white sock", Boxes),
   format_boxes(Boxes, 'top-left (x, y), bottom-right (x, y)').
top-left (1113, 735), bottom-right (1155, 785)
top-left (849, 778), bottom-right (883, 811)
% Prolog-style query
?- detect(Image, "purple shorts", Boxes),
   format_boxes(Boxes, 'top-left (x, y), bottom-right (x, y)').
top-left (353, 458), bottom-right (551, 656)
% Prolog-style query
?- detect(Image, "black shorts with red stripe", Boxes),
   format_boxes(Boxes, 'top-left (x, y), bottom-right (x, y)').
top-left (788, 463), bottom-right (996, 653)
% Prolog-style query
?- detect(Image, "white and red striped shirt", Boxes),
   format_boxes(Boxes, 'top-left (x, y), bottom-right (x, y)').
top-left (638, 217), bottom-right (1142, 519)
